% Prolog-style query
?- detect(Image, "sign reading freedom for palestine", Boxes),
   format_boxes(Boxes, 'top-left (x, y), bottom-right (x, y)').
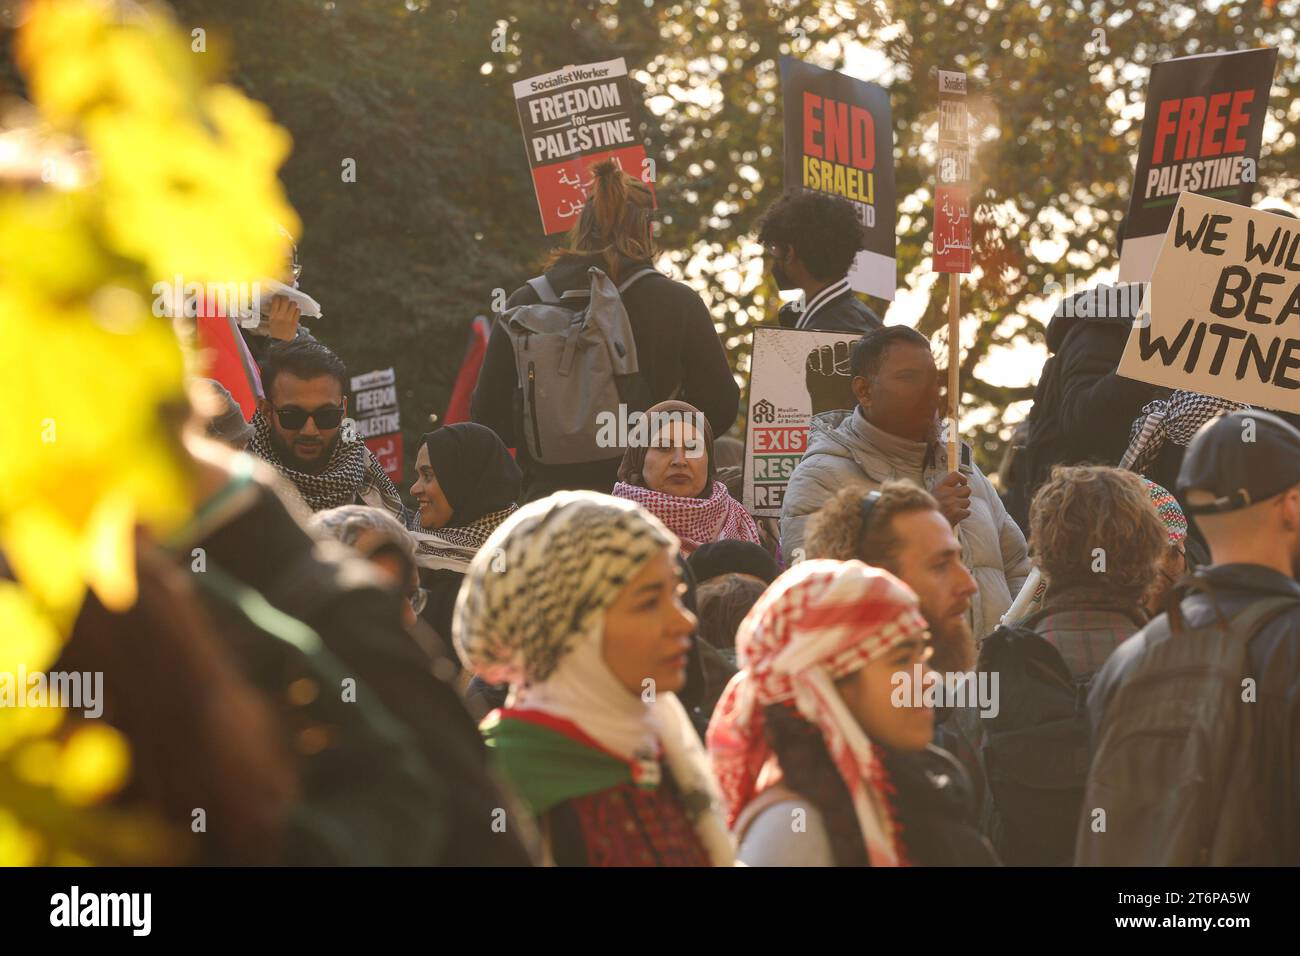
top-left (1118, 194), bottom-right (1300, 414)
top-left (1118, 48), bottom-right (1277, 283)
top-left (350, 367), bottom-right (403, 483)
top-left (780, 57), bottom-right (897, 301)
top-left (513, 58), bottom-right (654, 235)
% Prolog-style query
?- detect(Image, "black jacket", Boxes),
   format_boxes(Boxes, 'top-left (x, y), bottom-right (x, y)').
top-left (193, 475), bottom-right (534, 866)
top-left (776, 278), bottom-right (883, 335)
top-left (1088, 563), bottom-right (1300, 864)
top-left (884, 745), bottom-right (1001, 866)
top-left (1007, 285), bottom-right (1166, 528)
top-left (472, 254), bottom-right (739, 501)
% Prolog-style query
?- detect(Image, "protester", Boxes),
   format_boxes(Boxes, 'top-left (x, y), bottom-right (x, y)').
top-left (756, 189), bottom-right (883, 333)
top-left (694, 572), bottom-right (767, 666)
top-left (804, 482), bottom-right (983, 810)
top-left (688, 539), bottom-right (779, 586)
top-left (1140, 477), bottom-right (1191, 616)
top-left (197, 378), bottom-right (254, 449)
top-left (408, 422), bottom-right (521, 646)
top-left (975, 466), bottom-right (1163, 865)
top-left (472, 159), bottom-right (739, 501)
top-left (309, 505), bottom-right (426, 630)
top-left (177, 426), bottom-right (534, 865)
top-left (1007, 277), bottom-right (1166, 529)
top-left (806, 482), bottom-right (978, 673)
top-left (612, 399), bottom-right (760, 555)
top-left (1080, 410), bottom-right (1300, 865)
top-left (249, 338), bottom-right (408, 522)
top-left (455, 492), bottom-right (734, 866)
top-left (1021, 466), bottom-right (1162, 681)
top-left (707, 560), bottom-right (997, 866)
top-left (782, 326), bottom-right (1030, 641)
top-left (238, 229), bottom-right (316, 367)
top-left (57, 541), bottom-right (298, 865)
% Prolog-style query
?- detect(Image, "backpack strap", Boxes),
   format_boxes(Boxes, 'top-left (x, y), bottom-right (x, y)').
top-left (526, 274), bottom-right (561, 304)
top-left (557, 267), bottom-right (662, 300)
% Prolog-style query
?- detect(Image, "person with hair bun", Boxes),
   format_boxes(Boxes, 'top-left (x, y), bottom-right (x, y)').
top-left (473, 159), bottom-right (739, 501)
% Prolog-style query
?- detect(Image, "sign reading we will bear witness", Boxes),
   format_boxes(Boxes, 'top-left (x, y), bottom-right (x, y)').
top-left (1118, 194), bottom-right (1300, 414)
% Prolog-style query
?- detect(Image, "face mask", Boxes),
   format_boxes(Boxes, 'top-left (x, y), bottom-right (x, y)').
top-left (771, 261), bottom-right (795, 291)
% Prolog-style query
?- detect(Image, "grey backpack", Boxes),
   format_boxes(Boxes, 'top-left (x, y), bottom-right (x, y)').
top-left (1075, 579), bottom-right (1300, 866)
top-left (504, 266), bottom-right (656, 465)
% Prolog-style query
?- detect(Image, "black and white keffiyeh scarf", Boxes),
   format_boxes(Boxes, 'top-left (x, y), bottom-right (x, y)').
top-left (249, 411), bottom-right (408, 521)
top-left (1121, 390), bottom-right (1250, 475)
top-left (408, 505), bottom-right (517, 573)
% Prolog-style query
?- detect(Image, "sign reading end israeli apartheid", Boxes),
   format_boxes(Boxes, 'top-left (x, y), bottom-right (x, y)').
top-left (1117, 194), bottom-right (1300, 413)
top-left (780, 57), bottom-right (896, 301)
top-left (513, 58), bottom-right (653, 235)
top-left (1119, 48), bottom-right (1277, 284)
top-left (743, 327), bottom-right (860, 517)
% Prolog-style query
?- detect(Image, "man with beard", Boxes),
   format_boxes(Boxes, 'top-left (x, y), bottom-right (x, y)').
top-left (249, 338), bottom-right (408, 522)
top-left (757, 189), bottom-right (884, 334)
top-left (804, 481), bottom-right (984, 798)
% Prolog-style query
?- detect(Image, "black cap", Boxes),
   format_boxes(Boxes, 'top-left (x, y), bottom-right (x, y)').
top-left (1177, 410), bottom-right (1300, 515)
top-left (687, 540), bottom-right (779, 586)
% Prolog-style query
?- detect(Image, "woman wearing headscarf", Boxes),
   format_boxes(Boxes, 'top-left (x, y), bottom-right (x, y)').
top-left (409, 423), bottom-right (521, 648)
top-left (454, 492), bottom-right (734, 867)
top-left (707, 559), bottom-right (997, 867)
top-left (612, 400), bottom-right (760, 556)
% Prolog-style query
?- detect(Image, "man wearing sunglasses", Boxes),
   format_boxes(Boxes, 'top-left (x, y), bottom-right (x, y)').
top-left (249, 338), bottom-right (409, 523)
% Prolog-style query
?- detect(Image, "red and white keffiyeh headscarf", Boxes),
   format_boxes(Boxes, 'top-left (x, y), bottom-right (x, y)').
top-left (612, 480), bottom-right (760, 555)
top-left (706, 559), bottom-right (929, 867)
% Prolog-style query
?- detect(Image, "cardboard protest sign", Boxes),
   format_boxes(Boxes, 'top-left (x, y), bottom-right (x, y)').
top-left (1119, 48), bottom-right (1277, 284)
top-left (743, 327), bottom-right (860, 517)
top-left (780, 57), bottom-right (896, 301)
top-left (1117, 194), bottom-right (1300, 413)
top-left (350, 367), bottom-right (403, 483)
top-left (934, 70), bottom-right (972, 274)
top-left (513, 58), bottom-right (653, 235)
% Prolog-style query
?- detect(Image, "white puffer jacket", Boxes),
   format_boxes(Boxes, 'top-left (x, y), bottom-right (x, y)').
top-left (780, 408), bottom-right (1031, 643)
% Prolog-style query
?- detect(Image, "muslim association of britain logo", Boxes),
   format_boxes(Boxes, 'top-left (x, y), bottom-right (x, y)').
top-left (752, 399), bottom-right (776, 424)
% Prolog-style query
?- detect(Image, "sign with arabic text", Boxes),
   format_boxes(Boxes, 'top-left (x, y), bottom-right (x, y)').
top-left (933, 69), bottom-right (971, 274)
top-left (513, 58), bottom-right (654, 235)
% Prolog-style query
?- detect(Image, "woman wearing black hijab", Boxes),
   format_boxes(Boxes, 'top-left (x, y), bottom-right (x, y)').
top-left (409, 423), bottom-right (522, 652)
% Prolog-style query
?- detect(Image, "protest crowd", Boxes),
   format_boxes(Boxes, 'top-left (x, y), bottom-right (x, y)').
top-left (2, 1), bottom-right (1298, 872)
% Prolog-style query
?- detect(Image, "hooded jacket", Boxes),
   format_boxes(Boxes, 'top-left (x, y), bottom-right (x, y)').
top-left (1006, 284), bottom-right (1165, 528)
top-left (472, 253), bottom-right (739, 501)
top-left (781, 407), bottom-right (1031, 642)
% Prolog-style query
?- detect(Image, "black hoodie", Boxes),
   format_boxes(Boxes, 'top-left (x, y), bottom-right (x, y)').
top-left (1006, 284), bottom-right (1166, 529)
top-left (472, 253), bottom-right (739, 500)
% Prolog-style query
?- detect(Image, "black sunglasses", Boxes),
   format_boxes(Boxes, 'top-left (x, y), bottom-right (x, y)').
top-left (273, 403), bottom-right (345, 430)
